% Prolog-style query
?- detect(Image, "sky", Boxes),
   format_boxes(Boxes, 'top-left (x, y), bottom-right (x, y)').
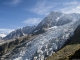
top-left (0, 0), bottom-right (80, 34)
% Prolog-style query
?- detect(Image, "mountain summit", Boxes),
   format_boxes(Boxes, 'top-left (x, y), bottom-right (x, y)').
top-left (33, 11), bottom-right (80, 34)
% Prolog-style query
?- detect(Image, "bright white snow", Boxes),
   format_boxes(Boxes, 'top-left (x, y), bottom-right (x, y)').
top-left (0, 33), bottom-right (6, 38)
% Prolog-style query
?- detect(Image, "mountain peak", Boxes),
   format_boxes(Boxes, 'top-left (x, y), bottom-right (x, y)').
top-left (48, 11), bottom-right (62, 16)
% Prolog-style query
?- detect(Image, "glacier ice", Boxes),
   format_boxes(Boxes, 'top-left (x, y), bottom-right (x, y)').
top-left (11, 23), bottom-right (79, 60)
top-left (9, 13), bottom-right (80, 60)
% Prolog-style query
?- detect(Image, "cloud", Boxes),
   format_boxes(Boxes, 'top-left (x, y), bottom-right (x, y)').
top-left (30, 0), bottom-right (55, 15)
top-left (60, 1), bottom-right (80, 14)
top-left (23, 18), bottom-right (42, 26)
top-left (60, 6), bottom-right (80, 14)
top-left (30, 0), bottom-right (80, 14)
top-left (0, 33), bottom-right (6, 37)
top-left (63, 1), bottom-right (78, 5)
top-left (4, 0), bottom-right (22, 6)
top-left (0, 28), bottom-right (14, 34)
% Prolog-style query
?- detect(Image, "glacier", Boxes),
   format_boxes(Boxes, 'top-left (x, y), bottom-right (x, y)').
top-left (8, 12), bottom-right (80, 60)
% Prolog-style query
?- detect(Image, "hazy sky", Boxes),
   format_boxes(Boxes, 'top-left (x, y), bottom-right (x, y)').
top-left (0, 0), bottom-right (80, 34)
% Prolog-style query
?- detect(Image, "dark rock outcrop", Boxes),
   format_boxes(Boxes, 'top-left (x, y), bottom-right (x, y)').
top-left (0, 34), bottom-right (34, 57)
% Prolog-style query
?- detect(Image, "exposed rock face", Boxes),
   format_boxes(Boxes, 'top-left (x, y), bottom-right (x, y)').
top-left (0, 37), bottom-right (2, 40)
top-left (33, 12), bottom-right (63, 34)
top-left (3, 26), bottom-right (36, 40)
top-left (0, 34), bottom-right (34, 57)
top-left (74, 25), bottom-right (80, 34)
top-left (69, 25), bottom-right (80, 60)
top-left (22, 26), bottom-right (36, 34)
top-left (3, 29), bottom-right (23, 40)
top-left (0, 39), bottom-right (19, 56)
top-left (69, 25), bottom-right (80, 44)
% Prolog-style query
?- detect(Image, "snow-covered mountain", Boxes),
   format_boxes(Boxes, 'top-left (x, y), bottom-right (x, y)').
top-left (5, 11), bottom-right (80, 60)
top-left (3, 26), bottom-right (36, 40)
top-left (0, 33), bottom-right (6, 38)
top-left (33, 12), bottom-right (80, 34)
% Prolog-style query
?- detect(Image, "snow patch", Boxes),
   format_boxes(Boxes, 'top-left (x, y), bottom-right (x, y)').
top-left (48, 26), bottom-right (57, 30)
